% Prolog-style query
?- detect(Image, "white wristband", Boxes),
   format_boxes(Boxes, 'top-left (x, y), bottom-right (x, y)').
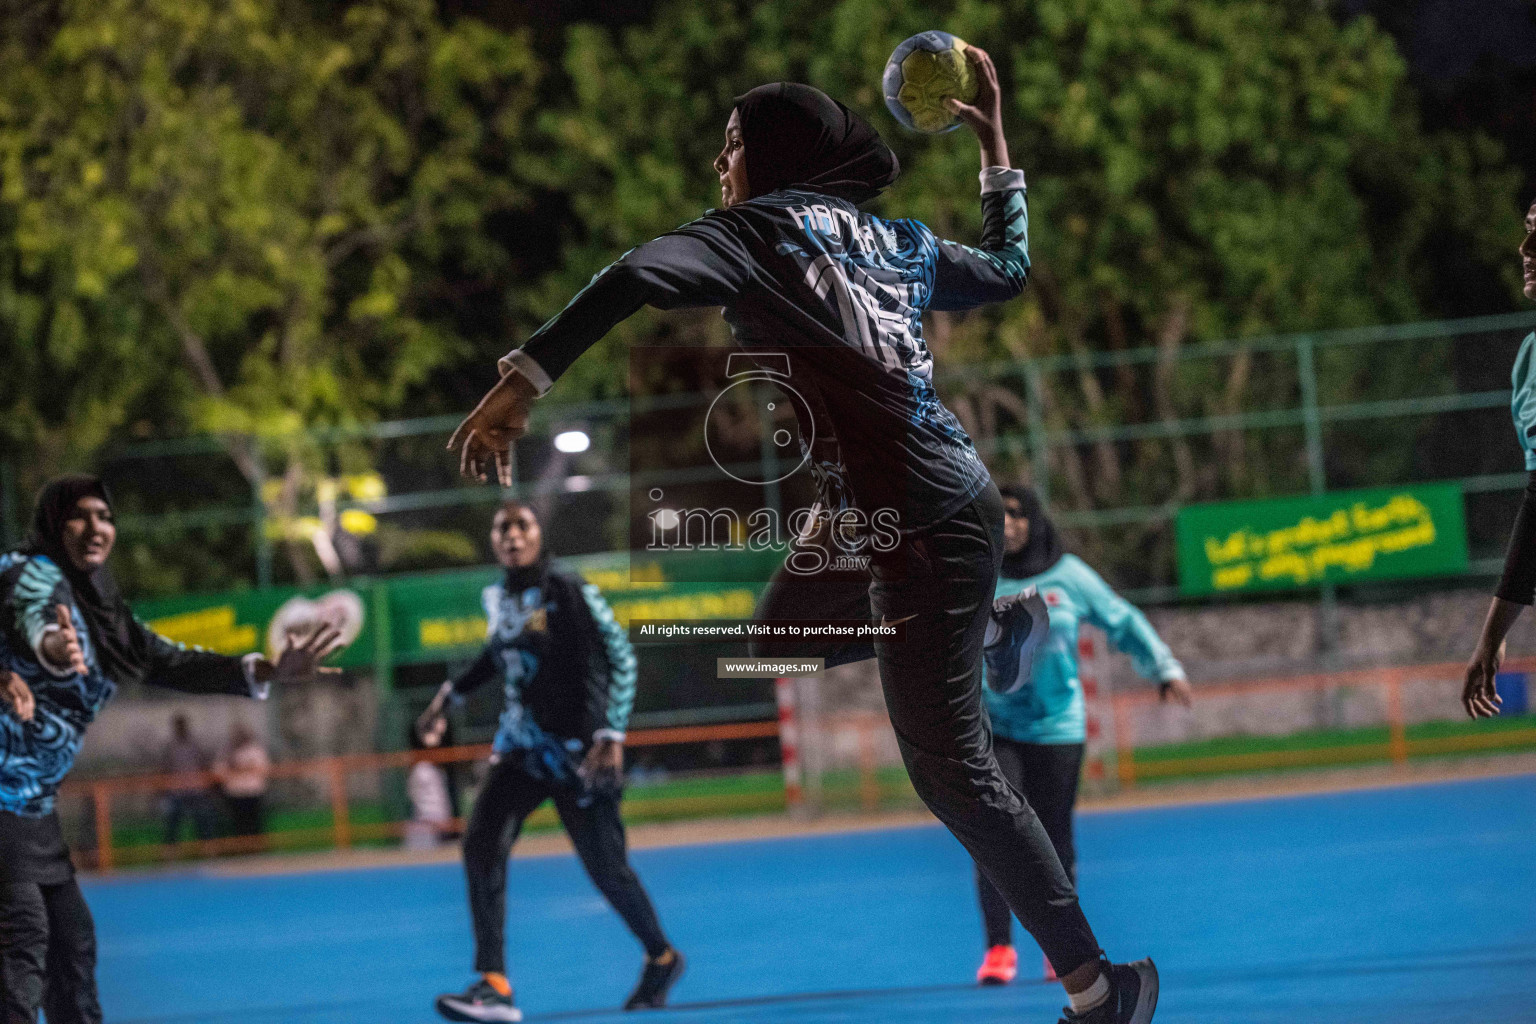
top-left (34, 624), bottom-right (73, 678)
top-left (979, 166), bottom-right (1027, 194)
top-left (497, 350), bottom-right (554, 397)
top-left (242, 653), bottom-right (270, 700)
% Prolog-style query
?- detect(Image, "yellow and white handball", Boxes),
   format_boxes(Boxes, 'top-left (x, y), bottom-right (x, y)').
top-left (882, 31), bottom-right (979, 134)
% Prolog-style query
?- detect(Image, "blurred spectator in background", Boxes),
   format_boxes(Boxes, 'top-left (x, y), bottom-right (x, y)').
top-left (161, 713), bottom-right (216, 843)
top-left (404, 716), bottom-right (454, 850)
top-left (215, 721), bottom-right (270, 838)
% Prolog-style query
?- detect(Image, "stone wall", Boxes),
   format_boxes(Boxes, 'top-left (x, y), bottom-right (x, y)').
top-left (800, 587), bottom-right (1532, 768)
top-left (72, 674), bottom-right (378, 776)
top-left (1140, 587), bottom-right (1535, 685)
top-left (78, 588), bottom-right (1529, 776)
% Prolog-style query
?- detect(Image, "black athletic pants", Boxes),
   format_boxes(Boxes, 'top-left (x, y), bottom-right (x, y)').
top-left (0, 880), bottom-right (101, 1024)
top-left (225, 796), bottom-right (265, 838)
top-left (975, 739), bottom-right (1086, 949)
top-left (753, 482), bottom-right (1102, 977)
top-left (162, 792), bottom-right (216, 844)
top-left (463, 756), bottom-right (670, 975)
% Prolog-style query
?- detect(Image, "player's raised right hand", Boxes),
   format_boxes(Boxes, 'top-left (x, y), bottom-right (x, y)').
top-left (946, 46), bottom-right (1008, 168)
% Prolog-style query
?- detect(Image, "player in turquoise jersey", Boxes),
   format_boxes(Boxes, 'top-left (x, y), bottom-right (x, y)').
top-left (975, 487), bottom-right (1192, 986)
top-left (1464, 199), bottom-right (1536, 717)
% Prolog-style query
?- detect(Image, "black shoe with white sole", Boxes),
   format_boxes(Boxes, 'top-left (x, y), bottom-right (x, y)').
top-left (435, 978), bottom-right (522, 1023)
top-left (983, 587), bottom-right (1050, 695)
top-left (1057, 959), bottom-right (1159, 1024)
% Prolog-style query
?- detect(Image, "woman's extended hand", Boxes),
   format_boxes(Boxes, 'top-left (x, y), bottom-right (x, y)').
top-left (2, 671), bottom-right (34, 723)
top-left (1463, 639), bottom-right (1506, 719)
top-left (252, 624), bottom-right (345, 686)
top-left (946, 45), bottom-right (1009, 168)
top-left (40, 605), bottom-right (88, 676)
top-left (579, 737), bottom-right (625, 793)
top-left (448, 372), bottom-right (540, 485)
top-left (1159, 676), bottom-right (1194, 708)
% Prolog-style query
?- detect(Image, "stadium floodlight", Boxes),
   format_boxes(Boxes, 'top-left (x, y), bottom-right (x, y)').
top-left (554, 429), bottom-right (591, 453)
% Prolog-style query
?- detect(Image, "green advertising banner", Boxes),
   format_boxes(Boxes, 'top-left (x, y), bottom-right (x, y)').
top-left (136, 550), bottom-right (772, 669)
top-left (137, 584), bottom-right (379, 669)
top-left (1175, 483), bottom-right (1469, 597)
top-left (384, 553), bottom-right (768, 664)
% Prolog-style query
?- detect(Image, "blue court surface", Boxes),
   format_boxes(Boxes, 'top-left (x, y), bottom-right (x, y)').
top-left (92, 774), bottom-right (1535, 1024)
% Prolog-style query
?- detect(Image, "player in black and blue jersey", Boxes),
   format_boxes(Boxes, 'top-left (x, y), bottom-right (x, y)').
top-left (0, 475), bottom-right (337, 1024)
top-left (1464, 199), bottom-right (1536, 717)
top-left (448, 48), bottom-right (1157, 1024)
top-left (425, 501), bottom-right (681, 1023)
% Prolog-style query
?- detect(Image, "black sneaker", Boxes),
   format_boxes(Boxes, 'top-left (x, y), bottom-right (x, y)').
top-left (1058, 959), bottom-right (1159, 1024)
top-left (435, 978), bottom-right (523, 1022)
top-left (983, 587), bottom-right (1050, 694)
top-left (623, 948), bottom-right (686, 1010)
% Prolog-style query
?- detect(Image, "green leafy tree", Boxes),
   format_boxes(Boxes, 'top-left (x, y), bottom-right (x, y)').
top-left (0, 0), bottom-right (540, 588)
top-left (0, 0), bottom-right (1523, 593)
top-left (526, 0), bottom-right (1522, 582)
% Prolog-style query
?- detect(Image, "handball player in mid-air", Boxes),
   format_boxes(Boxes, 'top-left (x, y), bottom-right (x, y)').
top-left (450, 47), bottom-right (1160, 1024)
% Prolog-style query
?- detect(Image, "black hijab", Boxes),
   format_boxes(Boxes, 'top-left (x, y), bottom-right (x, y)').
top-left (999, 485), bottom-right (1065, 579)
top-left (733, 83), bottom-right (900, 204)
top-left (21, 474), bottom-right (148, 686)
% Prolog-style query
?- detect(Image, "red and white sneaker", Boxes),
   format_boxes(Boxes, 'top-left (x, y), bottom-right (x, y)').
top-left (977, 944), bottom-right (1018, 986)
top-left (1044, 952), bottom-right (1058, 981)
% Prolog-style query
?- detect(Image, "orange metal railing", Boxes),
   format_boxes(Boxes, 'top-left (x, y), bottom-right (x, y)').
top-left (1108, 656), bottom-right (1536, 787)
top-left (62, 720), bottom-right (782, 872)
top-left (58, 658), bottom-right (1536, 869)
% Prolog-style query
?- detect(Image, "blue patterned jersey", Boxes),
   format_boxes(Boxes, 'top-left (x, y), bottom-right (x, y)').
top-left (449, 564), bottom-right (636, 762)
top-left (0, 552), bottom-right (258, 817)
top-left (505, 169), bottom-right (1030, 533)
top-left (0, 553), bottom-right (116, 816)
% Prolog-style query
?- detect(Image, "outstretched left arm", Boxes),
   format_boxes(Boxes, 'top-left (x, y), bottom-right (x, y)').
top-left (1076, 561), bottom-right (1193, 707)
top-left (135, 618), bottom-right (342, 699)
top-left (130, 618), bottom-right (254, 696)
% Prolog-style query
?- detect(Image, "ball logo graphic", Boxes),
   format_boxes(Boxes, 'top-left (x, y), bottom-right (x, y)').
top-left (704, 352), bottom-right (814, 486)
top-left (268, 589), bottom-right (364, 661)
top-left (882, 30), bottom-right (978, 134)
